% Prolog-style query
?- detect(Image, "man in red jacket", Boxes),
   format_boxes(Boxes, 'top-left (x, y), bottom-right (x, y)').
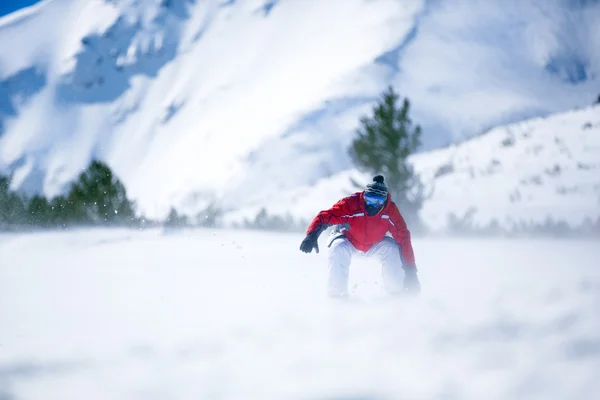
top-left (300, 175), bottom-right (420, 298)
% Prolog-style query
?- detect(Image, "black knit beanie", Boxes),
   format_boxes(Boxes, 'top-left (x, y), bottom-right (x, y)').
top-left (365, 175), bottom-right (388, 197)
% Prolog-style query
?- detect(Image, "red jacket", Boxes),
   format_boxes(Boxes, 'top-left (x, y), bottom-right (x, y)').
top-left (306, 192), bottom-right (416, 266)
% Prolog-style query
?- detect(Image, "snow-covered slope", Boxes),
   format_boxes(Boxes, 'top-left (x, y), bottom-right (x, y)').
top-left (1, 229), bottom-right (600, 399)
top-left (413, 105), bottom-right (600, 232)
top-left (258, 105), bottom-right (600, 232)
top-left (0, 0), bottom-right (598, 221)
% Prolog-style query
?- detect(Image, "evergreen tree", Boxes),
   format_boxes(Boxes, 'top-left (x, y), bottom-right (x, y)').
top-left (65, 160), bottom-right (136, 225)
top-left (0, 175), bottom-right (26, 226)
top-left (348, 85), bottom-right (427, 231)
top-left (26, 195), bottom-right (51, 226)
top-left (196, 202), bottom-right (223, 228)
top-left (164, 207), bottom-right (188, 228)
top-left (48, 196), bottom-right (69, 227)
top-left (0, 175), bottom-right (11, 226)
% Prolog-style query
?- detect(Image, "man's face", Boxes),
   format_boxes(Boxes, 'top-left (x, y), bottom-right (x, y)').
top-left (364, 192), bottom-right (386, 216)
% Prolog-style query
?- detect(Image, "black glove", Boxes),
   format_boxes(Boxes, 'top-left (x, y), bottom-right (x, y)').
top-left (403, 266), bottom-right (420, 294)
top-left (299, 231), bottom-right (320, 254)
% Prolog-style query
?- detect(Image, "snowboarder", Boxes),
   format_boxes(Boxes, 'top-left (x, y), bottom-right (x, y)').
top-left (299, 175), bottom-right (420, 298)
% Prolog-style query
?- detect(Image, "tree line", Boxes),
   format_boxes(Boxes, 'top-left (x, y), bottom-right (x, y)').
top-left (0, 160), bottom-right (138, 230)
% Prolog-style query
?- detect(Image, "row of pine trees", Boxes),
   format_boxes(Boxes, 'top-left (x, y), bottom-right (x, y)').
top-left (0, 161), bottom-right (138, 229)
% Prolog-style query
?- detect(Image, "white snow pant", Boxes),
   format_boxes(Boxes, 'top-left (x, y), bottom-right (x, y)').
top-left (327, 236), bottom-right (405, 296)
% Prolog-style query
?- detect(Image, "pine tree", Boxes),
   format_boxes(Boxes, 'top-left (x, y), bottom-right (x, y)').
top-left (164, 207), bottom-right (187, 228)
top-left (196, 202), bottom-right (223, 228)
top-left (348, 85), bottom-right (427, 231)
top-left (0, 175), bottom-right (26, 226)
top-left (26, 195), bottom-right (51, 226)
top-left (48, 196), bottom-right (69, 227)
top-left (0, 175), bottom-right (11, 226)
top-left (65, 160), bottom-right (136, 225)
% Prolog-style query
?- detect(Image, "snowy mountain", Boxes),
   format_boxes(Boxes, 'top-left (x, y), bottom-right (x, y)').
top-left (0, 0), bottom-right (598, 223)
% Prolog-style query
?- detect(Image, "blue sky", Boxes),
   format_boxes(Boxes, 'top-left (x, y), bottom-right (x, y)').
top-left (0, 0), bottom-right (41, 17)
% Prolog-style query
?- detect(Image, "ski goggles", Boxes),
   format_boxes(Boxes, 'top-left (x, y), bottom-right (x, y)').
top-left (364, 192), bottom-right (386, 207)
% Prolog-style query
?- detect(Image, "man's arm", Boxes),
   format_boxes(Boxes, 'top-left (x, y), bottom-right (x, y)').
top-left (387, 204), bottom-right (416, 268)
top-left (300, 195), bottom-right (359, 254)
top-left (306, 195), bottom-right (358, 237)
